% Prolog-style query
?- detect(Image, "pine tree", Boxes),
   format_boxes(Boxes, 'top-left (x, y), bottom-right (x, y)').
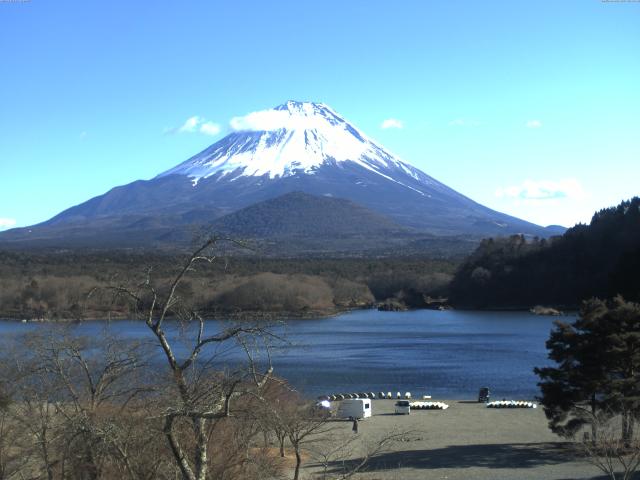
top-left (535, 296), bottom-right (640, 442)
top-left (593, 296), bottom-right (640, 444)
top-left (535, 299), bottom-right (610, 439)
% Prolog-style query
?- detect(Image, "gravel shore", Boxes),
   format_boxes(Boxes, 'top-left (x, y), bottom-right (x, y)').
top-left (304, 399), bottom-right (603, 480)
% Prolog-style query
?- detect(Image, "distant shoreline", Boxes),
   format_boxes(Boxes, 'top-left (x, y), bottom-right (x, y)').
top-left (0, 304), bottom-right (575, 324)
top-left (0, 307), bottom-right (353, 324)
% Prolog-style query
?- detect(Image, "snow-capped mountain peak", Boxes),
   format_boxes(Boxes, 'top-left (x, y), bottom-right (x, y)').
top-left (158, 101), bottom-right (427, 188)
top-left (1, 101), bottom-right (555, 248)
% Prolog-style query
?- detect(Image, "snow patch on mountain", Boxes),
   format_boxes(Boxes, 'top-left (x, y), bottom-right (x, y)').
top-left (158, 101), bottom-right (432, 194)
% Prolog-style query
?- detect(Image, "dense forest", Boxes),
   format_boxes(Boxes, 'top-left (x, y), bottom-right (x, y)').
top-left (449, 197), bottom-right (640, 309)
top-left (0, 251), bottom-right (456, 320)
top-left (3, 197), bottom-right (638, 319)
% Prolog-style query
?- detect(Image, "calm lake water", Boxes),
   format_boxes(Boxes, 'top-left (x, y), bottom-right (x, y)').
top-left (0, 309), bottom-right (567, 400)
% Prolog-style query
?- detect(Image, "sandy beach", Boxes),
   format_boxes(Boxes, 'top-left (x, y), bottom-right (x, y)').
top-left (303, 399), bottom-right (603, 480)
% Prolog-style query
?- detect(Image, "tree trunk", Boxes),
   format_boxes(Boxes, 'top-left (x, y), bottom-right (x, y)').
top-left (84, 446), bottom-right (100, 480)
top-left (164, 417), bottom-right (196, 480)
top-left (293, 445), bottom-right (302, 480)
top-left (39, 421), bottom-right (54, 480)
top-left (591, 393), bottom-right (598, 443)
top-left (621, 412), bottom-right (633, 447)
top-left (194, 417), bottom-right (208, 480)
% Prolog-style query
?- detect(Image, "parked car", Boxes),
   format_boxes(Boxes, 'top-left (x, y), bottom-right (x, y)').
top-left (478, 387), bottom-right (490, 403)
top-left (394, 400), bottom-right (410, 415)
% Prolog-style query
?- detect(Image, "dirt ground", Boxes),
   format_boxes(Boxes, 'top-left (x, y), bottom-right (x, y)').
top-left (302, 399), bottom-right (606, 480)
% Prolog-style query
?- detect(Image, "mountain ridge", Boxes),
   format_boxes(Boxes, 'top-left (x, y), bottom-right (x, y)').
top-left (0, 101), bottom-right (565, 252)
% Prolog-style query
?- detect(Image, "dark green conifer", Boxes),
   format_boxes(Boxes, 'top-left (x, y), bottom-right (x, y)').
top-left (535, 296), bottom-right (640, 443)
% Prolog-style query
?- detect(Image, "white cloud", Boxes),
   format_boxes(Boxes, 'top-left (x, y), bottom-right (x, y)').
top-left (381, 118), bottom-right (403, 129)
top-left (492, 179), bottom-right (591, 227)
top-left (0, 218), bottom-right (16, 230)
top-left (495, 178), bottom-right (586, 201)
top-left (167, 116), bottom-right (222, 137)
top-left (179, 116), bottom-right (202, 133)
top-left (526, 119), bottom-right (542, 128)
top-left (449, 118), bottom-right (481, 127)
top-left (231, 110), bottom-right (295, 131)
top-left (199, 121), bottom-right (221, 136)
top-left (230, 108), bottom-right (344, 132)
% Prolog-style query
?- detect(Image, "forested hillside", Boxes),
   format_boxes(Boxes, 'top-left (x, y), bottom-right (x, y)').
top-left (449, 197), bottom-right (640, 309)
top-left (0, 251), bottom-right (455, 320)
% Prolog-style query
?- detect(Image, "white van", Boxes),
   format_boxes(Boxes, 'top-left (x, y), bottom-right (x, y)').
top-left (337, 398), bottom-right (372, 419)
top-left (395, 400), bottom-right (411, 415)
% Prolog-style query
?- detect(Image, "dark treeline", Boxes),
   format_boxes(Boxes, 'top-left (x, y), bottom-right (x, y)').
top-left (4, 197), bottom-right (640, 317)
top-left (0, 251), bottom-right (457, 320)
top-left (449, 197), bottom-right (640, 309)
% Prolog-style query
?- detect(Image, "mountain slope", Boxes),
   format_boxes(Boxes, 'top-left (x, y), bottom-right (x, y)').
top-left (211, 191), bottom-right (406, 238)
top-left (0, 100), bottom-right (562, 251)
top-left (201, 191), bottom-right (432, 255)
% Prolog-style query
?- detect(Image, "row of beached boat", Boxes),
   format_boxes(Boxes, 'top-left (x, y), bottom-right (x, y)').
top-left (319, 391), bottom-right (414, 401)
top-left (318, 394), bottom-right (536, 409)
top-left (409, 401), bottom-right (449, 410)
top-left (486, 400), bottom-right (537, 408)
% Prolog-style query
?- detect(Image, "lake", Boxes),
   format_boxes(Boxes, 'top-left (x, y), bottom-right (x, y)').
top-left (0, 309), bottom-right (566, 400)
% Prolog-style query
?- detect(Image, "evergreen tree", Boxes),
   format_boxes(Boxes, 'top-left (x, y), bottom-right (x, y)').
top-left (594, 296), bottom-right (640, 444)
top-left (450, 197), bottom-right (640, 308)
top-left (535, 296), bottom-right (640, 442)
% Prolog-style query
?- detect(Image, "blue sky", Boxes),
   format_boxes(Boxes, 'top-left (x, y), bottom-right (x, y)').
top-left (1, 0), bottom-right (638, 230)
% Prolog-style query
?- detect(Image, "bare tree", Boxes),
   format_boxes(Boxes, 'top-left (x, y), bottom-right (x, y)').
top-left (578, 411), bottom-right (640, 480)
top-left (7, 330), bottom-right (159, 480)
top-left (307, 432), bottom-right (360, 480)
top-left (106, 237), bottom-right (279, 480)
top-left (0, 328), bottom-right (165, 480)
top-left (0, 238), bottom-right (282, 480)
top-left (283, 403), bottom-right (332, 480)
top-left (0, 390), bottom-right (32, 480)
top-left (255, 378), bottom-right (297, 458)
top-left (223, 362), bottom-right (330, 480)
top-left (308, 428), bottom-right (420, 480)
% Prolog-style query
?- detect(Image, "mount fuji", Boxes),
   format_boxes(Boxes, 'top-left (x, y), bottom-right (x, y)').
top-left (0, 101), bottom-right (563, 252)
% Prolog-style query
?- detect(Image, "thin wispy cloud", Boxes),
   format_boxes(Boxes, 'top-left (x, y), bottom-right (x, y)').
top-left (449, 118), bottom-right (482, 127)
top-left (166, 116), bottom-right (222, 136)
top-left (526, 120), bottom-right (542, 128)
top-left (199, 121), bottom-right (221, 136)
top-left (0, 217), bottom-right (16, 230)
top-left (495, 179), bottom-right (585, 201)
top-left (381, 118), bottom-right (403, 129)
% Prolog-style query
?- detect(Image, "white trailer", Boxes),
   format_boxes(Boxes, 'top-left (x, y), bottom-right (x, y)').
top-left (336, 398), bottom-right (372, 419)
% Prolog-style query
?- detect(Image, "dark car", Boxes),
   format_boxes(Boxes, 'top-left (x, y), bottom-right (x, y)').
top-left (478, 387), bottom-right (490, 403)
